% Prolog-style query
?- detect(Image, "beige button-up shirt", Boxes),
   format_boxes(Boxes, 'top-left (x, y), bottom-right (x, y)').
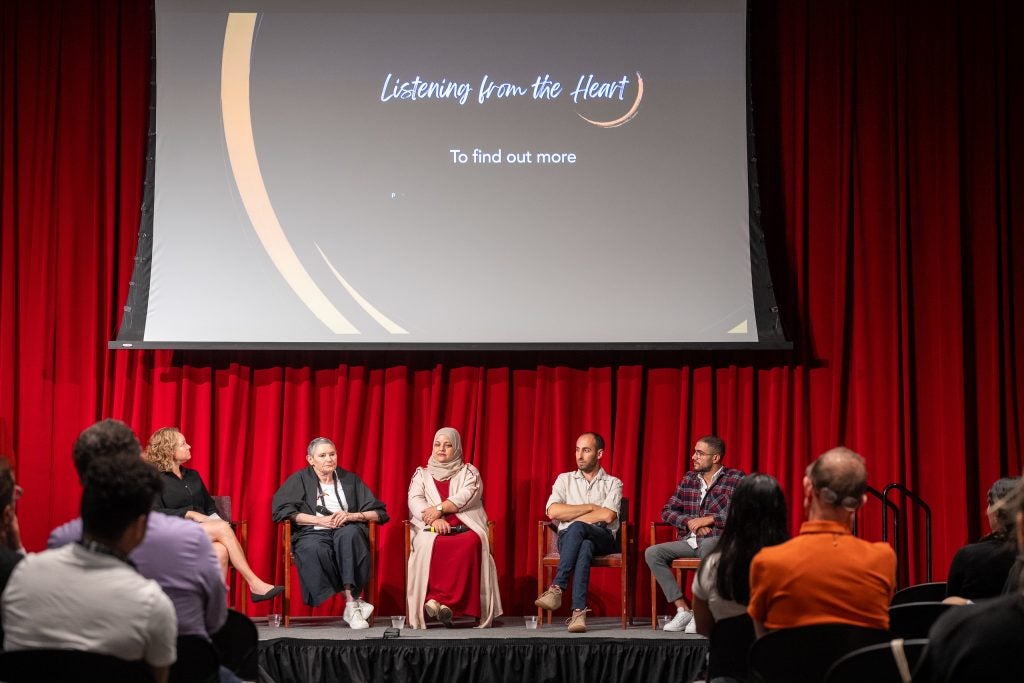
top-left (545, 467), bottom-right (623, 536)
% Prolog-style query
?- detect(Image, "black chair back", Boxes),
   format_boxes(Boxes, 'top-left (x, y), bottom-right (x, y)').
top-left (825, 638), bottom-right (928, 683)
top-left (708, 613), bottom-right (755, 680)
top-left (212, 608), bottom-right (260, 680)
top-left (887, 602), bottom-right (953, 639)
top-left (890, 582), bottom-right (947, 605)
top-left (0, 649), bottom-right (153, 683)
top-left (170, 635), bottom-right (220, 683)
top-left (748, 623), bottom-right (890, 683)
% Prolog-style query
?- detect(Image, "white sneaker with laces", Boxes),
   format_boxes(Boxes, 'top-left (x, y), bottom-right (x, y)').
top-left (344, 600), bottom-right (373, 629)
top-left (684, 616), bottom-right (698, 634)
top-left (344, 599), bottom-right (375, 621)
top-left (347, 610), bottom-right (370, 629)
top-left (663, 609), bottom-right (694, 632)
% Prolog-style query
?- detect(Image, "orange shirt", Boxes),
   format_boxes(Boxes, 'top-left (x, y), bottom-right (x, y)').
top-left (747, 519), bottom-right (896, 630)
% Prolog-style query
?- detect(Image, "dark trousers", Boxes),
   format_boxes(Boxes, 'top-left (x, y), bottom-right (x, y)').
top-left (291, 525), bottom-right (369, 607)
top-left (554, 522), bottom-right (617, 611)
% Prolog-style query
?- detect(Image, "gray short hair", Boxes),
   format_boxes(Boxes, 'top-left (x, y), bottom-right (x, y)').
top-left (307, 437), bottom-right (335, 458)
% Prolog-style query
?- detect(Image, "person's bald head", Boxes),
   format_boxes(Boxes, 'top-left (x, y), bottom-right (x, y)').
top-left (804, 447), bottom-right (867, 519)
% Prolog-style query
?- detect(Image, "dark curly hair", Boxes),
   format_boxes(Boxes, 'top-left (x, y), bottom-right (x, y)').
top-left (73, 419), bottom-right (142, 481)
top-left (81, 454), bottom-right (162, 542)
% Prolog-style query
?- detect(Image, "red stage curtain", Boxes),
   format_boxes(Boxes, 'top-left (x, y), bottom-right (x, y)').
top-left (1, 1), bottom-right (1021, 619)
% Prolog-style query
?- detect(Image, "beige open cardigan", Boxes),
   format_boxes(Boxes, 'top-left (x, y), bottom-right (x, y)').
top-left (406, 463), bottom-right (503, 628)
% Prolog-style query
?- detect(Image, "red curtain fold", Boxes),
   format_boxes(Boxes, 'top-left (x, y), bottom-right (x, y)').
top-left (1, 0), bottom-right (1021, 619)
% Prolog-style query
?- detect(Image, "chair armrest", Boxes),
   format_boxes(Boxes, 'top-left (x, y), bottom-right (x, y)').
top-left (650, 521), bottom-right (681, 544)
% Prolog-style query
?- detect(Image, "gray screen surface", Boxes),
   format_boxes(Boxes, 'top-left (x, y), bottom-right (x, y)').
top-left (148, 0), bottom-right (757, 345)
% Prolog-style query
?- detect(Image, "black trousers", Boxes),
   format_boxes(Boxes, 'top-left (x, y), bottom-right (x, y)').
top-left (291, 525), bottom-right (370, 607)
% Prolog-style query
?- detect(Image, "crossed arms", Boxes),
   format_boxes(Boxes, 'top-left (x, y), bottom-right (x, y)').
top-left (547, 502), bottom-right (617, 525)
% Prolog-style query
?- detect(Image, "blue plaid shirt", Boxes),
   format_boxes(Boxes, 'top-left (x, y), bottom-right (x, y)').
top-left (661, 467), bottom-right (745, 539)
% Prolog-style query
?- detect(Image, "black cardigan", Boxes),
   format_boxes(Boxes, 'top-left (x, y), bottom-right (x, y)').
top-left (155, 467), bottom-right (218, 518)
top-left (271, 466), bottom-right (389, 539)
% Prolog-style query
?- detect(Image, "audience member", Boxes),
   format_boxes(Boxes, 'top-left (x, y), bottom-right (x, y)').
top-left (748, 447), bottom-right (896, 635)
top-left (913, 479), bottom-right (1024, 683)
top-left (646, 435), bottom-right (744, 632)
top-left (692, 473), bottom-right (788, 682)
top-left (3, 455), bottom-right (176, 682)
top-left (945, 476), bottom-right (1020, 602)
top-left (535, 432), bottom-right (623, 633)
top-left (49, 419), bottom-right (227, 642)
top-left (0, 457), bottom-right (25, 646)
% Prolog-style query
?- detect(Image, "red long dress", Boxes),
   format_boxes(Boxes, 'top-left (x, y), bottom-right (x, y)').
top-left (424, 479), bottom-right (482, 618)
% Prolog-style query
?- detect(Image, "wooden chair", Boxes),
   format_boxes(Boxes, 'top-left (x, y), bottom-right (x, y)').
top-left (280, 520), bottom-right (378, 627)
top-left (537, 498), bottom-right (633, 629)
top-left (403, 519), bottom-right (495, 623)
top-left (648, 521), bottom-right (701, 629)
top-left (211, 495), bottom-right (248, 611)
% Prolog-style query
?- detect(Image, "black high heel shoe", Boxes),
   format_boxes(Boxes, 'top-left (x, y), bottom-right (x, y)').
top-left (251, 585), bottom-right (284, 603)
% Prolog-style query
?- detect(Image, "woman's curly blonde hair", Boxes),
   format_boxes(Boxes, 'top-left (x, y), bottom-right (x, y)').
top-left (144, 427), bottom-right (181, 473)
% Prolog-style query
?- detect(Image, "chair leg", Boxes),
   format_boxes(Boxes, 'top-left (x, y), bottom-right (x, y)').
top-left (367, 523), bottom-right (376, 627)
top-left (537, 559), bottom-right (543, 625)
top-left (650, 567), bottom-right (658, 630)
top-left (621, 566), bottom-right (628, 630)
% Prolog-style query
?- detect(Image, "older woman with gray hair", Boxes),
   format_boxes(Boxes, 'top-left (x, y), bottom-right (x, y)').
top-left (272, 436), bottom-right (388, 629)
top-left (406, 427), bottom-right (502, 629)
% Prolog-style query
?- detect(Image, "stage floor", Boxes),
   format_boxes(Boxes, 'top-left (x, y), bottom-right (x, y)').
top-left (257, 615), bottom-right (707, 641)
top-left (256, 616), bottom-right (709, 683)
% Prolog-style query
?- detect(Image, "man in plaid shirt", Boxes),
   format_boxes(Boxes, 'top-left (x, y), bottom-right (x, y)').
top-left (645, 435), bottom-right (744, 631)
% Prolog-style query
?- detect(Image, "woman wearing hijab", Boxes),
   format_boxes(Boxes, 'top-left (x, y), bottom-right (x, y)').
top-left (406, 427), bottom-right (502, 628)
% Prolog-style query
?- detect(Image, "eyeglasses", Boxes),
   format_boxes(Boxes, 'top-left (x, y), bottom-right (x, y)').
top-left (692, 450), bottom-right (719, 458)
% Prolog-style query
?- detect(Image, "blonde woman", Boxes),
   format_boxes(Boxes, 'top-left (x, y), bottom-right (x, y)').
top-left (145, 427), bottom-right (282, 603)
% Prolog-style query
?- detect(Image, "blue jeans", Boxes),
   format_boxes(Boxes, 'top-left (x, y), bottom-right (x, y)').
top-left (553, 522), bottom-right (617, 611)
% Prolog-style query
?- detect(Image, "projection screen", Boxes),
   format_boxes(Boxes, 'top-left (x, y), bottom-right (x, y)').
top-left (114, 0), bottom-right (788, 349)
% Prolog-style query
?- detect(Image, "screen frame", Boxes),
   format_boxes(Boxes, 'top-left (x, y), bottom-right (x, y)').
top-left (112, 0), bottom-right (790, 351)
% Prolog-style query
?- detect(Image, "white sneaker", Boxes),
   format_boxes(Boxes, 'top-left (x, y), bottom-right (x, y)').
top-left (343, 600), bottom-right (373, 629)
top-left (684, 616), bottom-right (698, 634)
top-left (663, 609), bottom-right (693, 632)
top-left (344, 599), bottom-right (374, 621)
top-left (347, 611), bottom-right (370, 629)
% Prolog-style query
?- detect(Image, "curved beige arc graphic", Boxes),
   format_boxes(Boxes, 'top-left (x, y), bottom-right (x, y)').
top-left (221, 13), bottom-right (361, 333)
top-left (577, 72), bottom-right (644, 128)
top-left (315, 245), bottom-right (408, 334)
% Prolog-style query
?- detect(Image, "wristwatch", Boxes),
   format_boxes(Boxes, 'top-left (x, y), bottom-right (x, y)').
top-left (435, 504), bottom-right (443, 512)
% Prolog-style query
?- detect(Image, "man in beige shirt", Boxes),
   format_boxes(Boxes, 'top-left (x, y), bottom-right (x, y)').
top-left (535, 432), bottom-right (623, 633)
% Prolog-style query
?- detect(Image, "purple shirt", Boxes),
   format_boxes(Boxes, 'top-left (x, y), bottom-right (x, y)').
top-left (48, 512), bottom-right (227, 639)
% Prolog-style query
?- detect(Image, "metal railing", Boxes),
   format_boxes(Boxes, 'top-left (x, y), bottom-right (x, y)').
top-left (882, 482), bottom-right (933, 583)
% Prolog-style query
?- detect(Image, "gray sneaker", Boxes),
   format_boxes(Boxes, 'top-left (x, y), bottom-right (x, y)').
top-left (535, 585), bottom-right (563, 611)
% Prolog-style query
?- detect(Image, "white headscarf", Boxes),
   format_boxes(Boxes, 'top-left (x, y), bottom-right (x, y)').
top-left (426, 427), bottom-right (464, 481)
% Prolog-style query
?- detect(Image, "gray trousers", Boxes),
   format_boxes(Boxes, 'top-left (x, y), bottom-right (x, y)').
top-left (644, 537), bottom-right (718, 604)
